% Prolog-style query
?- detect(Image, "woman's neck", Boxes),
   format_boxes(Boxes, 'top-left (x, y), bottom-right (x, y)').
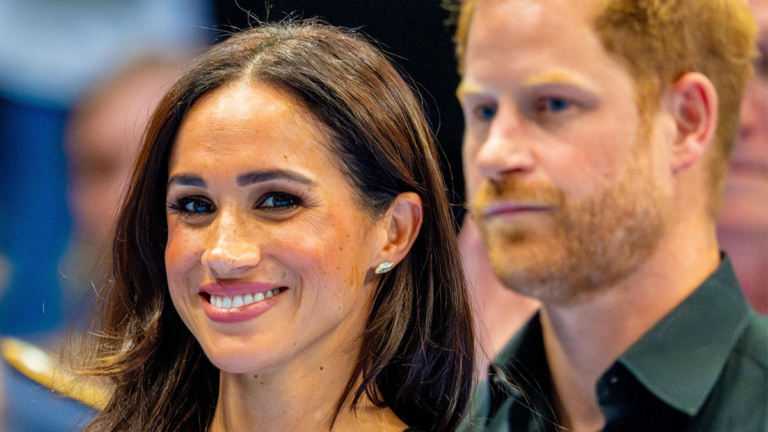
top-left (208, 359), bottom-right (407, 432)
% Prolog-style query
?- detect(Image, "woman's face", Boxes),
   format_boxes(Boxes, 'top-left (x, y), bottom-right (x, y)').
top-left (165, 82), bottom-right (386, 374)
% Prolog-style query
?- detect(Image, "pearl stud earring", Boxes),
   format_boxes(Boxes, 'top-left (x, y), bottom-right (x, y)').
top-left (375, 262), bottom-right (394, 274)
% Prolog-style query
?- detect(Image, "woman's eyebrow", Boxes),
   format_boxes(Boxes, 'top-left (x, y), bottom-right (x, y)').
top-left (236, 170), bottom-right (316, 187)
top-left (168, 174), bottom-right (206, 188)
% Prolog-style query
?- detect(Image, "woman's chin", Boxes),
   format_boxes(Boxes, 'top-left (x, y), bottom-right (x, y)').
top-left (208, 356), bottom-right (264, 375)
top-left (200, 345), bottom-right (274, 375)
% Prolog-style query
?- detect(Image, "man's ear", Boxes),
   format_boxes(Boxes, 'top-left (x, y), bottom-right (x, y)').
top-left (665, 72), bottom-right (718, 173)
top-left (372, 192), bottom-right (423, 271)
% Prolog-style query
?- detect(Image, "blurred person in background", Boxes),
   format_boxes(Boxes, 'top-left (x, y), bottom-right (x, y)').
top-left (718, 0), bottom-right (768, 315)
top-left (61, 56), bottom-right (192, 320)
top-left (1, 56), bottom-right (193, 432)
top-left (0, 0), bottom-right (211, 338)
top-left (0, 6), bottom-right (208, 423)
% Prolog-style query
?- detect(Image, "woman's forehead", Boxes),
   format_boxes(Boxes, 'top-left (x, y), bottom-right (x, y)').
top-left (167, 83), bottom-right (348, 188)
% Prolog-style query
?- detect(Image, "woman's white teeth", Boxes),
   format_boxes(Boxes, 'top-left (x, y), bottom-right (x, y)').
top-left (210, 288), bottom-right (283, 309)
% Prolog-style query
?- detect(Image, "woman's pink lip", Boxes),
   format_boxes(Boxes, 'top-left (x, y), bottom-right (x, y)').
top-left (200, 288), bottom-right (287, 323)
top-left (199, 281), bottom-right (281, 296)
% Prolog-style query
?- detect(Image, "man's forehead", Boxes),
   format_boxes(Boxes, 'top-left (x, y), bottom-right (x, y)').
top-left (459, 0), bottom-right (610, 97)
top-left (470, 0), bottom-right (606, 20)
top-left (481, 0), bottom-right (545, 24)
top-left (464, 0), bottom-right (605, 53)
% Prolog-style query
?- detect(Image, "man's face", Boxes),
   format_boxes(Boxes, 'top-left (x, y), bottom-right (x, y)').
top-left (459, 0), bottom-right (674, 304)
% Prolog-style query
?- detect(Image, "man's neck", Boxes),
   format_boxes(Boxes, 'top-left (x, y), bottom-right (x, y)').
top-left (538, 217), bottom-right (720, 432)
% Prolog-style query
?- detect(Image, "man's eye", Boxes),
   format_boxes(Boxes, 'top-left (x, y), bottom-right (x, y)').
top-left (475, 104), bottom-right (498, 121)
top-left (539, 97), bottom-right (571, 113)
top-left (548, 98), bottom-right (570, 111)
top-left (257, 192), bottom-right (302, 212)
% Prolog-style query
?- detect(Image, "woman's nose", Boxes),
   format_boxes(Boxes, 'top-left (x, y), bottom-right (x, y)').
top-left (201, 210), bottom-right (262, 278)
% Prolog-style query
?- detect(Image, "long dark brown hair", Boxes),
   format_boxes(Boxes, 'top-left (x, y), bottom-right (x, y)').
top-left (81, 21), bottom-right (474, 432)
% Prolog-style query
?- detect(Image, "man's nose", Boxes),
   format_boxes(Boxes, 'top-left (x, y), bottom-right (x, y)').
top-left (474, 104), bottom-right (535, 182)
top-left (201, 209), bottom-right (262, 278)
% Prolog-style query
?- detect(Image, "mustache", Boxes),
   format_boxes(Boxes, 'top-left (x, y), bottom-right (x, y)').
top-left (470, 178), bottom-right (564, 215)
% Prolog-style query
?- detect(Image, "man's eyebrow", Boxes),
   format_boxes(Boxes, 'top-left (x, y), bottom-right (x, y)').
top-left (523, 71), bottom-right (594, 89)
top-left (237, 170), bottom-right (316, 187)
top-left (168, 174), bottom-right (206, 188)
top-left (456, 79), bottom-right (484, 99)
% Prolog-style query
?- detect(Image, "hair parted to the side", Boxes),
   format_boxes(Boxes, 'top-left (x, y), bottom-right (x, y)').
top-left (80, 21), bottom-right (474, 432)
top-left (451, 0), bottom-right (757, 216)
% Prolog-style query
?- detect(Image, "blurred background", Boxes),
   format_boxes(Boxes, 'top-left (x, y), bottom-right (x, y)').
top-left (0, 1), bottom-right (212, 430)
top-left (0, 0), bottom-right (764, 430)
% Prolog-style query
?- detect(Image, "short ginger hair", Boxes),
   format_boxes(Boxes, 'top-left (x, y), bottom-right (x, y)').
top-left (453, 0), bottom-right (757, 215)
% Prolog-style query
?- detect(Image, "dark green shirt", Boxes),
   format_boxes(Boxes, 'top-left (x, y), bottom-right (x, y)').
top-left (462, 256), bottom-right (768, 432)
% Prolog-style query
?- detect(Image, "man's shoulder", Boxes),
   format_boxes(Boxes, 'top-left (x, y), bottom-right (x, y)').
top-left (693, 312), bottom-right (768, 431)
top-left (731, 312), bottom-right (768, 370)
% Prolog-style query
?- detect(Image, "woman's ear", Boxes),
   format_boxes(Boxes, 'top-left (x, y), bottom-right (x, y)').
top-left (664, 72), bottom-right (719, 173)
top-left (372, 192), bottom-right (423, 271)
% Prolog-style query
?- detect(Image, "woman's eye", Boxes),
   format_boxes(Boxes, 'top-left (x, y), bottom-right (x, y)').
top-left (257, 192), bottom-right (302, 212)
top-left (168, 196), bottom-right (215, 216)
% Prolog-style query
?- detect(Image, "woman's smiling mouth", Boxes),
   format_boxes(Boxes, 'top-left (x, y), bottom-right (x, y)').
top-left (208, 287), bottom-right (286, 309)
top-left (199, 282), bottom-right (288, 323)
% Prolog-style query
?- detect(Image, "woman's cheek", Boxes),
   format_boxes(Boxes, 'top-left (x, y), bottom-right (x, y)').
top-left (164, 225), bottom-right (205, 331)
top-left (165, 224), bottom-right (186, 277)
top-left (165, 225), bottom-right (205, 288)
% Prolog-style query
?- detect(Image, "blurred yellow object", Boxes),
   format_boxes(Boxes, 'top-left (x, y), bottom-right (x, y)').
top-left (1, 338), bottom-right (107, 410)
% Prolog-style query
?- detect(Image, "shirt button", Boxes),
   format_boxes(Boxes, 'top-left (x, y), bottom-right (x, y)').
top-left (610, 376), bottom-right (619, 384)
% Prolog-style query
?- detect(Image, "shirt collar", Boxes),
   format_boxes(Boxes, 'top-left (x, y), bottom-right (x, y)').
top-left (618, 255), bottom-right (753, 416)
top-left (490, 311), bottom-right (547, 392)
top-left (489, 313), bottom-right (561, 429)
